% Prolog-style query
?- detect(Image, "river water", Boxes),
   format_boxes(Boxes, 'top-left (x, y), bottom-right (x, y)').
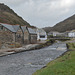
top-left (0, 42), bottom-right (67, 75)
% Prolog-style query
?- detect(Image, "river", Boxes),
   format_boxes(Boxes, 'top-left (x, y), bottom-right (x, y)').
top-left (0, 42), bottom-right (67, 75)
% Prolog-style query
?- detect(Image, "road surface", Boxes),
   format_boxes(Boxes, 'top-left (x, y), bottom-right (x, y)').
top-left (0, 42), bottom-right (67, 75)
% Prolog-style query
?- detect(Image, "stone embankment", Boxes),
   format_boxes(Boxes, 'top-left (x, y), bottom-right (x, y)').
top-left (0, 40), bottom-right (55, 57)
top-left (0, 44), bottom-right (39, 56)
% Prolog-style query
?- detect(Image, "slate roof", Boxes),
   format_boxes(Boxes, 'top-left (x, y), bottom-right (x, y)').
top-left (0, 23), bottom-right (20, 33)
top-left (28, 28), bottom-right (37, 34)
top-left (37, 28), bottom-right (46, 35)
top-left (21, 26), bottom-right (27, 32)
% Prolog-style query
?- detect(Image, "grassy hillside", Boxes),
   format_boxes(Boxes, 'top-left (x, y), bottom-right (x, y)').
top-left (43, 27), bottom-right (53, 33)
top-left (0, 3), bottom-right (30, 26)
top-left (33, 43), bottom-right (75, 75)
top-left (43, 14), bottom-right (75, 32)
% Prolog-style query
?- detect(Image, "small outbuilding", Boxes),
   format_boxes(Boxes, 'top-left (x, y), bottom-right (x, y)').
top-left (37, 28), bottom-right (47, 41)
top-left (27, 28), bottom-right (37, 44)
top-left (68, 30), bottom-right (75, 37)
top-left (0, 23), bottom-right (23, 43)
top-left (21, 26), bottom-right (29, 44)
top-left (48, 31), bottom-right (60, 37)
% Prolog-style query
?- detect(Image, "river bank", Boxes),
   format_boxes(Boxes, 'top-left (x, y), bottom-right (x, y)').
top-left (0, 40), bottom-right (55, 57)
top-left (33, 42), bottom-right (75, 75)
top-left (0, 42), bottom-right (67, 75)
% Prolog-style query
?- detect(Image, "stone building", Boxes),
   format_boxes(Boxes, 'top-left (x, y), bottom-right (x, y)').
top-left (21, 26), bottom-right (29, 44)
top-left (48, 31), bottom-right (60, 36)
top-left (21, 26), bottom-right (37, 44)
top-left (0, 23), bottom-right (37, 47)
top-left (68, 30), bottom-right (75, 37)
top-left (27, 28), bottom-right (37, 44)
top-left (0, 23), bottom-right (23, 44)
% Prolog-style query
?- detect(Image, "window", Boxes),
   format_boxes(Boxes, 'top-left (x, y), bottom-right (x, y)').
top-left (40, 35), bottom-right (45, 38)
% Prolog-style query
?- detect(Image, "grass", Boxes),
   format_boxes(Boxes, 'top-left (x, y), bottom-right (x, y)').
top-left (67, 43), bottom-right (75, 50)
top-left (33, 43), bottom-right (75, 75)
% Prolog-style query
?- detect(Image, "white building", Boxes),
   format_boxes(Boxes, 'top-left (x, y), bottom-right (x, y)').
top-left (48, 31), bottom-right (60, 36)
top-left (37, 28), bottom-right (47, 40)
top-left (68, 30), bottom-right (75, 37)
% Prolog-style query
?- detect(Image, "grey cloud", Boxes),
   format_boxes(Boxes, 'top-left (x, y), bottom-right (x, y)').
top-left (0, 0), bottom-right (75, 28)
top-left (0, 0), bottom-right (28, 6)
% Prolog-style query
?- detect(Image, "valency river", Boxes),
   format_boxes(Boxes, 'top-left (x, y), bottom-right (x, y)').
top-left (0, 42), bottom-right (67, 75)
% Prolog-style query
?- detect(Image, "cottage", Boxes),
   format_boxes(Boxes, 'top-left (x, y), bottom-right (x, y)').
top-left (68, 30), bottom-right (75, 37)
top-left (21, 26), bottom-right (37, 44)
top-left (56, 32), bottom-right (65, 37)
top-left (21, 26), bottom-right (29, 44)
top-left (0, 23), bottom-right (23, 43)
top-left (48, 31), bottom-right (59, 36)
top-left (48, 31), bottom-right (70, 38)
top-left (63, 31), bottom-right (70, 37)
top-left (37, 28), bottom-right (47, 41)
top-left (0, 23), bottom-right (38, 45)
top-left (27, 28), bottom-right (37, 44)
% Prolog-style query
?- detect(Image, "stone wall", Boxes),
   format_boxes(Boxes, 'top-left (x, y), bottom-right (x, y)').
top-left (16, 29), bottom-right (23, 44)
top-left (0, 31), bottom-right (13, 43)
top-left (30, 34), bottom-right (37, 44)
top-left (0, 25), bottom-right (13, 43)
top-left (0, 26), bottom-right (23, 48)
top-left (24, 31), bottom-right (29, 44)
top-left (0, 31), bottom-right (14, 49)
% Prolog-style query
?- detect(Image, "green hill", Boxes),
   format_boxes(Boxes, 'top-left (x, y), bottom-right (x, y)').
top-left (0, 3), bottom-right (30, 26)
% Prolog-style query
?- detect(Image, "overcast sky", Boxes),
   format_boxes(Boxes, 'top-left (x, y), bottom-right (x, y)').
top-left (0, 0), bottom-right (75, 28)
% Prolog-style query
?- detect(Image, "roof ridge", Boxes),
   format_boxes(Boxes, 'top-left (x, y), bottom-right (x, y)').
top-left (11, 25), bottom-right (16, 32)
top-left (12, 25), bottom-right (20, 32)
top-left (0, 23), bottom-right (19, 32)
top-left (0, 22), bottom-right (19, 26)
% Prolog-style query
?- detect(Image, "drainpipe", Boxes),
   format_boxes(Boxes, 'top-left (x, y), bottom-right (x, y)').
top-left (22, 32), bottom-right (24, 44)
top-left (15, 33), bottom-right (16, 42)
top-left (29, 33), bottom-right (31, 44)
top-left (26, 27), bottom-right (31, 44)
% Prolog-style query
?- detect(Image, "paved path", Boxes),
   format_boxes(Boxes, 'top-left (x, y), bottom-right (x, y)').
top-left (0, 42), bottom-right (67, 75)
